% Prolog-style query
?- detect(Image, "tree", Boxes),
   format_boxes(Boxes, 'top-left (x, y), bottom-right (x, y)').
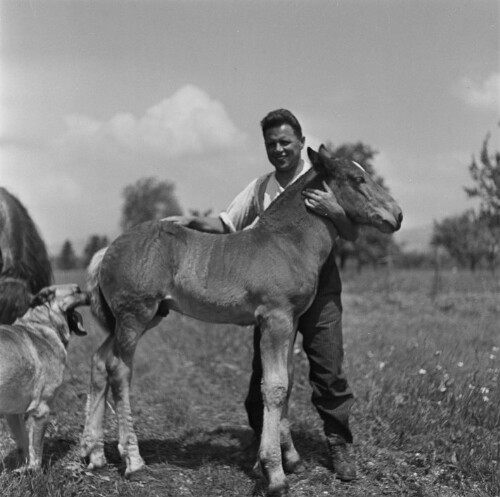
top-left (121, 177), bottom-right (183, 232)
top-left (464, 131), bottom-right (500, 216)
top-left (431, 210), bottom-right (488, 271)
top-left (325, 141), bottom-right (399, 270)
top-left (57, 240), bottom-right (78, 270)
top-left (82, 234), bottom-right (109, 268)
top-left (463, 130), bottom-right (500, 271)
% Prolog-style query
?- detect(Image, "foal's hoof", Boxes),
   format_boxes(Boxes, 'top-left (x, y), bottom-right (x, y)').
top-left (86, 459), bottom-right (107, 471)
top-left (266, 483), bottom-right (290, 497)
top-left (82, 449), bottom-right (107, 471)
top-left (283, 457), bottom-right (305, 474)
top-left (13, 466), bottom-right (38, 477)
top-left (125, 464), bottom-right (149, 481)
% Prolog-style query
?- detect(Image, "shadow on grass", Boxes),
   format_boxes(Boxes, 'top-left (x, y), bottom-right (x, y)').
top-left (101, 426), bottom-right (328, 478)
top-left (0, 437), bottom-right (75, 473)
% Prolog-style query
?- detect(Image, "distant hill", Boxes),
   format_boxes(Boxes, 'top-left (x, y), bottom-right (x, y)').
top-left (394, 224), bottom-right (433, 253)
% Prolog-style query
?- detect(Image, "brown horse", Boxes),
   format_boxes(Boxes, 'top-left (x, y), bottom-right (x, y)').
top-left (81, 146), bottom-right (403, 496)
top-left (0, 187), bottom-right (53, 324)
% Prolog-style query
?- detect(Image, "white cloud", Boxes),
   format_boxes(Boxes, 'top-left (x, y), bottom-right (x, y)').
top-left (455, 72), bottom-right (500, 110)
top-left (56, 84), bottom-right (247, 156)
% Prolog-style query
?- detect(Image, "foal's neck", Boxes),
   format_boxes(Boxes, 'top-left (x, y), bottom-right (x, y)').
top-left (258, 169), bottom-right (338, 247)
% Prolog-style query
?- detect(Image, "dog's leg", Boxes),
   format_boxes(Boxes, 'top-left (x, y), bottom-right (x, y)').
top-left (5, 414), bottom-right (29, 464)
top-left (81, 333), bottom-right (114, 469)
top-left (25, 404), bottom-right (50, 470)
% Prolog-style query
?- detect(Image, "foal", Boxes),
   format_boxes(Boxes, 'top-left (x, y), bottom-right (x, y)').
top-left (82, 146), bottom-right (402, 496)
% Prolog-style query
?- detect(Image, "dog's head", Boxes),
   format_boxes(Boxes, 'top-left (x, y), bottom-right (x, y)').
top-left (30, 284), bottom-right (89, 345)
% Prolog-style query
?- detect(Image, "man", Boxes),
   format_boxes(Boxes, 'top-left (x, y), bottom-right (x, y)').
top-left (169, 109), bottom-right (358, 481)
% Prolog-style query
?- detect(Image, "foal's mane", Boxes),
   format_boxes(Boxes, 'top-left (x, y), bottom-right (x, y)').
top-left (0, 187), bottom-right (53, 291)
top-left (257, 166), bottom-right (322, 230)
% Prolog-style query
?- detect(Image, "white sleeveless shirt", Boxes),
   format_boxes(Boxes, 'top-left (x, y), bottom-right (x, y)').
top-left (219, 161), bottom-right (311, 232)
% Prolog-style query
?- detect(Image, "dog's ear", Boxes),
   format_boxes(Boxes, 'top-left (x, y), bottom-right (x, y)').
top-left (61, 290), bottom-right (90, 312)
top-left (67, 310), bottom-right (87, 336)
top-left (30, 286), bottom-right (55, 308)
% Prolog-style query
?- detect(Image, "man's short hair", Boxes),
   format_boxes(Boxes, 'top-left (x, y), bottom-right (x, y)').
top-left (260, 109), bottom-right (303, 139)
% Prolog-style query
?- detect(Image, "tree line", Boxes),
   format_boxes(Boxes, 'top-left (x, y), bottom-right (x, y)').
top-left (431, 129), bottom-right (500, 272)
top-left (55, 131), bottom-right (500, 273)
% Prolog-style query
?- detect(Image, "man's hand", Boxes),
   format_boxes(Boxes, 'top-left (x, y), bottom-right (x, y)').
top-left (302, 181), bottom-right (359, 241)
top-left (161, 215), bottom-right (192, 226)
top-left (302, 181), bottom-right (345, 218)
top-left (161, 215), bottom-right (226, 234)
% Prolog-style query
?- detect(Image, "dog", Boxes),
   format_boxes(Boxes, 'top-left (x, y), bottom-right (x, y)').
top-left (0, 284), bottom-right (89, 470)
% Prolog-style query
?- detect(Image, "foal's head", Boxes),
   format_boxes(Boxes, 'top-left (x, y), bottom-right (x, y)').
top-left (307, 146), bottom-right (403, 233)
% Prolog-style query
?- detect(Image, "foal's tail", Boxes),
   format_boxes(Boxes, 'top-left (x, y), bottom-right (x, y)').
top-left (86, 247), bottom-right (115, 334)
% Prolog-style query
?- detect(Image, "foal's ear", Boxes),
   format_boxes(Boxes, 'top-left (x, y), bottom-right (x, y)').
top-left (307, 146), bottom-right (327, 175)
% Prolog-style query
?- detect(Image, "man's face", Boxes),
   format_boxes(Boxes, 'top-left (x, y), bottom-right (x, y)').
top-left (264, 124), bottom-right (305, 174)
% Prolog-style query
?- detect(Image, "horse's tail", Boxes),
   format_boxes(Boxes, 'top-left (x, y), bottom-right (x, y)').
top-left (86, 247), bottom-right (115, 334)
top-left (0, 277), bottom-right (32, 324)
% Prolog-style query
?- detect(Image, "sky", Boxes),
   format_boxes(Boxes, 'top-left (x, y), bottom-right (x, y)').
top-left (1, 0), bottom-right (499, 254)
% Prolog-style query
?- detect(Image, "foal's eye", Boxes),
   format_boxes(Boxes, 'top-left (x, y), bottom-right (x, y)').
top-left (349, 175), bottom-right (365, 185)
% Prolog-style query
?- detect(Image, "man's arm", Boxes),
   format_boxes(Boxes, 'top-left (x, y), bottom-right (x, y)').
top-left (165, 175), bottom-right (263, 234)
top-left (163, 215), bottom-right (228, 233)
top-left (302, 181), bottom-right (359, 242)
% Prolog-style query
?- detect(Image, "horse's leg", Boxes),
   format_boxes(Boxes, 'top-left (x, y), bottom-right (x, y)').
top-left (81, 333), bottom-right (114, 469)
top-left (280, 327), bottom-right (304, 474)
top-left (108, 316), bottom-right (147, 477)
top-left (258, 311), bottom-right (292, 496)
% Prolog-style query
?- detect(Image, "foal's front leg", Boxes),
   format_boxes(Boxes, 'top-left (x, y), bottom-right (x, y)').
top-left (258, 311), bottom-right (292, 496)
top-left (280, 331), bottom-right (303, 474)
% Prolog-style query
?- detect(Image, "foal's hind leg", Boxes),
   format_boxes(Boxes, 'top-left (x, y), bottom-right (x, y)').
top-left (81, 333), bottom-right (114, 469)
top-left (108, 316), bottom-right (148, 477)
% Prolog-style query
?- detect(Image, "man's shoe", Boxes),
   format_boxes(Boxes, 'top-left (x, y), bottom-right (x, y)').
top-left (327, 435), bottom-right (357, 482)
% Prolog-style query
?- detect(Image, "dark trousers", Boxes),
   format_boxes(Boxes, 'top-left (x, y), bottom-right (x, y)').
top-left (244, 252), bottom-right (354, 443)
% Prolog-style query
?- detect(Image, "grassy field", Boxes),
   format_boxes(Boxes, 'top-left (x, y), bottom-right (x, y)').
top-left (0, 268), bottom-right (499, 496)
